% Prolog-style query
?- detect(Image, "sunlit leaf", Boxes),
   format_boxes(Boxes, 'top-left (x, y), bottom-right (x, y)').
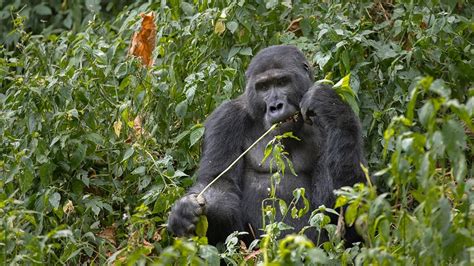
top-left (214, 20), bottom-right (225, 34)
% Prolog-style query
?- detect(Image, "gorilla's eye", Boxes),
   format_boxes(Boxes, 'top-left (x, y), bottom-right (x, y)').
top-left (276, 77), bottom-right (289, 86)
top-left (303, 62), bottom-right (310, 72)
top-left (256, 82), bottom-right (268, 91)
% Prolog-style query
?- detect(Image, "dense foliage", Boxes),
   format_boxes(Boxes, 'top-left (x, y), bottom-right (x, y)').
top-left (1, 0), bottom-right (473, 264)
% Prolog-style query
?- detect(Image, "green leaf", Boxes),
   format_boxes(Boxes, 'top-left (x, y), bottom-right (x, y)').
top-left (85, 0), bottom-right (101, 13)
top-left (226, 21), bottom-right (238, 34)
top-left (308, 248), bottom-right (330, 264)
top-left (122, 147), bottom-right (135, 162)
top-left (442, 119), bottom-right (467, 158)
top-left (345, 201), bottom-right (359, 226)
top-left (68, 109), bottom-right (79, 119)
top-left (175, 100), bottom-right (188, 118)
top-left (418, 101), bottom-right (435, 128)
top-left (239, 47), bottom-right (252, 56)
top-left (429, 79), bottom-right (451, 98)
top-left (49, 192), bottom-right (61, 209)
top-left (71, 144), bottom-right (87, 169)
top-left (261, 143), bottom-right (273, 165)
top-left (314, 52), bottom-right (331, 70)
top-left (189, 126), bottom-right (205, 147)
top-left (20, 167), bottom-right (35, 192)
top-left (34, 4), bottom-right (52, 16)
top-left (39, 163), bottom-right (55, 186)
top-left (335, 195), bottom-right (348, 208)
top-left (291, 206), bottom-right (298, 219)
top-left (85, 133), bottom-right (104, 146)
top-left (180, 2), bottom-right (195, 15)
top-left (279, 199), bottom-right (288, 215)
top-left (131, 166), bottom-right (146, 175)
top-left (196, 215), bottom-right (208, 237)
top-left (199, 245), bottom-right (219, 265)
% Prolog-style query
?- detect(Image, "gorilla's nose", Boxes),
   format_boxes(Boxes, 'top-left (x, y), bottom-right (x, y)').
top-left (269, 101), bottom-right (284, 113)
top-left (268, 101), bottom-right (286, 118)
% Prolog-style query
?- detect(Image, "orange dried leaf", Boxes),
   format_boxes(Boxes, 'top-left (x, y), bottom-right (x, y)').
top-left (128, 12), bottom-right (156, 67)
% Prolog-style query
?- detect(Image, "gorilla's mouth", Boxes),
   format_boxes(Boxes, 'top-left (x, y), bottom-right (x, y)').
top-left (282, 112), bottom-right (300, 124)
top-left (275, 112), bottom-right (301, 127)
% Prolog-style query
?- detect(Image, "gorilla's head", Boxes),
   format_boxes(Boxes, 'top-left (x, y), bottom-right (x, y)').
top-left (244, 45), bottom-right (314, 129)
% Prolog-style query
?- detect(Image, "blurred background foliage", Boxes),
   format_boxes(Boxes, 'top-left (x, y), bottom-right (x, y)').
top-left (0, 0), bottom-right (473, 264)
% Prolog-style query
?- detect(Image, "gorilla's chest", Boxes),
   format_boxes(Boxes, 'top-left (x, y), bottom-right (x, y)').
top-left (241, 127), bottom-right (318, 232)
top-left (241, 125), bottom-right (319, 203)
top-left (244, 126), bottom-right (318, 175)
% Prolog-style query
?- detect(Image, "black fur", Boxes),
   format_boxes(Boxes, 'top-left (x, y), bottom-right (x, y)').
top-left (167, 45), bottom-right (366, 245)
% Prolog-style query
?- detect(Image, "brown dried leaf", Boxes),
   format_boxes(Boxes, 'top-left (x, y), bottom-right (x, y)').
top-left (62, 200), bottom-right (74, 215)
top-left (287, 17), bottom-right (302, 36)
top-left (244, 249), bottom-right (262, 261)
top-left (336, 207), bottom-right (346, 239)
top-left (133, 115), bottom-right (144, 136)
top-left (128, 12), bottom-right (156, 67)
top-left (97, 225), bottom-right (117, 246)
top-left (152, 229), bottom-right (162, 242)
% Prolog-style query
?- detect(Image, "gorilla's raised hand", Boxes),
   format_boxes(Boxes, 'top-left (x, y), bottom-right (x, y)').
top-left (167, 194), bottom-right (206, 237)
top-left (300, 83), bottom-right (355, 128)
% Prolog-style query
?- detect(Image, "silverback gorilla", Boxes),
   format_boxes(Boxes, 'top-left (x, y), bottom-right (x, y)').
top-left (168, 45), bottom-right (366, 245)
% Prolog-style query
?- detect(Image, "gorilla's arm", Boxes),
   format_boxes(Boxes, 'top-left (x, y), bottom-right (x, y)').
top-left (186, 99), bottom-right (250, 241)
top-left (301, 84), bottom-right (366, 188)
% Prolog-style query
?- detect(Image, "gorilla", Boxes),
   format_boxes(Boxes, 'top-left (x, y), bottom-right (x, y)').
top-left (168, 45), bottom-right (366, 245)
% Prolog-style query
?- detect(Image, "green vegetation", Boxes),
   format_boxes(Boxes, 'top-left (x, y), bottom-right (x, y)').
top-left (1, 0), bottom-right (473, 264)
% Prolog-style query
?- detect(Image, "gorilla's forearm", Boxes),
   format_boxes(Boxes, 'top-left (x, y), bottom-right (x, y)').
top-left (309, 86), bottom-right (366, 187)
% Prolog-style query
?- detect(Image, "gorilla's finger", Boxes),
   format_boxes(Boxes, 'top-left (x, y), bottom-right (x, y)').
top-left (186, 224), bottom-right (196, 235)
top-left (193, 206), bottom-right (204, 216)
top-left (196, 194), bottom-right (206, 206)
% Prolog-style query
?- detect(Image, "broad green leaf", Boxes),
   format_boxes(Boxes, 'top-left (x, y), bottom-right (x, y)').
top-left (196, 215), bottom-right (208, 237)
top-left (122, 147), bottom-right (135, 162)
top-left (189, 126), bottom-right (205, 147)
top-left (131, 166), bottom-right (146, 175)
top-left (418, 101), bottom-right (435, 128)
top-left (345, 201), bottom-right (359, 226)
top-left (71, 144), bottom-right (87, 169)
top-left (175, 100), bottom-right (188, 118)
top-left (239, 47), bottom-right (252, 56)
top-left (335, 195), bottom-right (348, 208)
top-left (20, 167), bottom-right (35, 192)
top-left (429, 79), bottom-right (451, 98)
top-left (226, 21), bottom-right (238, 34)
top-left (34, 4), bottom-right (52, 15)
top-left (49, 192), bottom-right (61, 209)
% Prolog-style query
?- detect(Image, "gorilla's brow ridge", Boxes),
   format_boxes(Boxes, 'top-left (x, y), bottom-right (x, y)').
top-left (254, 69), bottom-right (291, 85)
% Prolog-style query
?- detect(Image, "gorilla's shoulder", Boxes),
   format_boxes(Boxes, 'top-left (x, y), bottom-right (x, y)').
top-left (205, 96), bottom-right (252, 134)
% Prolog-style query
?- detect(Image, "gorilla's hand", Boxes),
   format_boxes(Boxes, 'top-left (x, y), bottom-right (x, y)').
top-left (300, 83), bottom-right (352, 127)
top-left (167, 193), bottom-right (206, 237)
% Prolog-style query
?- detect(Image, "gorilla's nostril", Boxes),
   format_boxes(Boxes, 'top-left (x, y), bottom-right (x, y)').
top-left (269, 102), bottom-right (284, 113)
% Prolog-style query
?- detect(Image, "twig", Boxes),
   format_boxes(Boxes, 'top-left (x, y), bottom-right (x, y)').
top-left (197, 123), bottom-right (279, 198)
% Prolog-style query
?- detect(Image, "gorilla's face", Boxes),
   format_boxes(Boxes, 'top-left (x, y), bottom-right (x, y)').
top-left (244, 45), bottom-right (314, 130)
top-left (255, 70), bottom-right (300, 126)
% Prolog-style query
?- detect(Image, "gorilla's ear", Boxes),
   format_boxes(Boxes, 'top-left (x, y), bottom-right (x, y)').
top-left (303, 62), bottom-right (314, 81)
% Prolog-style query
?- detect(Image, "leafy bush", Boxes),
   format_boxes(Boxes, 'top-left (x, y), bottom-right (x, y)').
top-left (1, 0), bottom-right (472, 264)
